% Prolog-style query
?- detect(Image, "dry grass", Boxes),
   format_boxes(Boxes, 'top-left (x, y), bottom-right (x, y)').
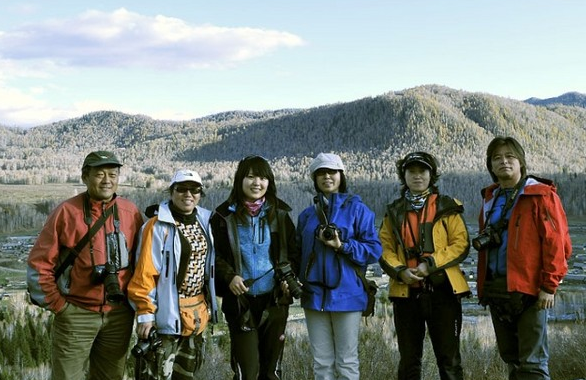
top-left (2, 292), bottom-right (586, 380)
top-left (0, 184), bottom-right (82, 205)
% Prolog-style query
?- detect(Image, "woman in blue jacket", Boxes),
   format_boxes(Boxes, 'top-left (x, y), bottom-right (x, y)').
top-left (297, 153), bottom-right (382, 380)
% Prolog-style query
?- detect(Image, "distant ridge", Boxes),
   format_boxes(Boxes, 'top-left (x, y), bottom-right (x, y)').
top-left (525, 91), bottom-right (586, 108)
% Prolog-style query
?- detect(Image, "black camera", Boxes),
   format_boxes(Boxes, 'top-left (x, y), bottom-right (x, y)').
top-left (317, 223), bottom-right (341, 241)
top-left (472, 222), bottom-right (506, 251)
top-left (275, 263), bottom-right (302, 299)
top-left (405, 247), bottom-right (422, 259)
top-left (131, 328), bottom-right (162, 357)
top-left (91, 263), bottom-right (125, 304)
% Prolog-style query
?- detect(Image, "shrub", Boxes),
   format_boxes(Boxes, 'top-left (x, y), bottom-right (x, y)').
top-left (1, 293), bottom-right (586, 380)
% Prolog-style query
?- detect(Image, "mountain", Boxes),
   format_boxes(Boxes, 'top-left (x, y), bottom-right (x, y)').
top-left (525, 92), bottom-right (586, 108)
top-left (1, 85), bottom-right (586, 190)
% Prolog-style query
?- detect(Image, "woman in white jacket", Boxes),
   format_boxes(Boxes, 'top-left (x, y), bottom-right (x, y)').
top-left (128, 169), bottom-right (218, 380)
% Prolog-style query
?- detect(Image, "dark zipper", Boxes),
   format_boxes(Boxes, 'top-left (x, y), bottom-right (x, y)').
top-left (320, 286), bottom-right (327, 311)
top-left (514, 215), bottom-right (521, 250)
top-left (165, 251), bottom-right (170, 278)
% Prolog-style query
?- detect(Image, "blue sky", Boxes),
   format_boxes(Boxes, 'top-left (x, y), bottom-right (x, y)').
top-left (0, 1), bottom-right (584, 127)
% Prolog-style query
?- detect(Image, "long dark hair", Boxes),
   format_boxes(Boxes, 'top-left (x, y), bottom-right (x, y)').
top-left (228, 155), bottom-right (278, 221)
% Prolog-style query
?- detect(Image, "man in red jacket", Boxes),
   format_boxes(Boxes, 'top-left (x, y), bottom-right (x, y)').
top-left (27, 150), bottom-right (144, 380)
top-left (475, 136), bottom-right (571, 380)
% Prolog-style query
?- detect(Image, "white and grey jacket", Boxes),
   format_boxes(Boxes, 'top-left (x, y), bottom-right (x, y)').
top-left (127, 200), bottom-right (219, 335)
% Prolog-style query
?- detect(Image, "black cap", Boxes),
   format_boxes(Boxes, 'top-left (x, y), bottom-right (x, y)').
top-left (401, 152), bottom-right (434, 171)
top-left (82, 151), bottom-right (122, 169)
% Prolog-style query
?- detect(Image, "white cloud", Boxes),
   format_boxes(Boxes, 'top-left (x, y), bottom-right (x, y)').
top-left (0, 78), bottom-right (151, 127)
top-left (0, 58), bottom-right (54, 81)
top-left (0, 8), bottom-right (306, 126)
top-left (0, 85), bottom-right (60, 127)
top-left (0, 59), bottom-right (69, 126)
top-left (0, 8), bottom-right (305, 69)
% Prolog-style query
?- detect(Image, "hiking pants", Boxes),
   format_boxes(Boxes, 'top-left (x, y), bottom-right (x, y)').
top-left (392, 285), bottom-right (464, 380)
top-left (226, 293), bottom-right (289, 380)
top-left (51, 303), bottom-right (134, 380)
top-left (490, 303), bottom-right (550, 380)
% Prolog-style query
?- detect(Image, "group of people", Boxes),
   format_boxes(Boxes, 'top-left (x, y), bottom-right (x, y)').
top-left (26, 135), bottom-right (571, 380)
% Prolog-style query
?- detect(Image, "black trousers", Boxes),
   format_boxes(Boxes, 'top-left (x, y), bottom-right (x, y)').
top-left (392, 283), bottom-right (464, 380)
top-left (225, 293), bottom-right (289, 380)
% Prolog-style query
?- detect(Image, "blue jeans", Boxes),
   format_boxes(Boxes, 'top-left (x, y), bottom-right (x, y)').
top-left (490, 303), bottom-right (550, 380)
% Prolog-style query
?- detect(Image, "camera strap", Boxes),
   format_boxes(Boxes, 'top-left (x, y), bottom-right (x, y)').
top-left (243, 267), bottom-right (274, 287)
top-left (54, 196), bottom-right (116, 280)
top-left (502, 177), bottom-right (526, 214)
top-left (485, 177), bottom-right (527, 227)
top-left (304, 193), bottom-right (345, 290)
top-left (314, 193), bottom-right (329, 226)
top-left (312, 193), bottom-right (370, 292)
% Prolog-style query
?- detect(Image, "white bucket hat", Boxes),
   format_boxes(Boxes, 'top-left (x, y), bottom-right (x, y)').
top-left (309, 153), bottom-right (345, 178)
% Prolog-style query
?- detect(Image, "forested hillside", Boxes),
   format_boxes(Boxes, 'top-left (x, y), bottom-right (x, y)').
top-left (2, 85), bottom-right (585, 186)
top-left (1, 85), bottom-right (586, 222)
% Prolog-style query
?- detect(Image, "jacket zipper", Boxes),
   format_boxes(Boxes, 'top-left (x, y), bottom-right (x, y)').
top-left (544, 209), bottom-right (558, 231)
top-left (514, 215), bottom-right (521, 250)
top-left (320, 243), bottom-right (328, 311)
top-left (320, 286), bottom-right (327, 311)
top-left (165, 251), bottom-right (170, 278)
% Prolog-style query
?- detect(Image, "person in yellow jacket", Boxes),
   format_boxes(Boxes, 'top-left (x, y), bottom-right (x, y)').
top-left (379, 152), bottom-right (470, 380)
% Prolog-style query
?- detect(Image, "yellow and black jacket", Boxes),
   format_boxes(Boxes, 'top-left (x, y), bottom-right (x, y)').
top-left (379, 194), bottom-right (470, 298)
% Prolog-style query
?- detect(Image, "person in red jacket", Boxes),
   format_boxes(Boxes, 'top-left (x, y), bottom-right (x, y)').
top-left (27, 151), bottom-right (144, 380)
top-left (475, 136), bottom-right (571, 380)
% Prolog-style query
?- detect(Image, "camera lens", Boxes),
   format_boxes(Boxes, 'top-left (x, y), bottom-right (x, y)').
top-left (472, 233), bottom-right (491, 251)
top-left (276, 263), bottom-right (302, 299)
top-left (131, 329), bottom-right (161, 357)
top-left (131, 340), bottom-right (151, 357)
top-left (287, 277), bottom-right (303, 299)
top-left (103, 263), bottom-right (125, 304)
top-left (322, 225), bottom-right (338, 241)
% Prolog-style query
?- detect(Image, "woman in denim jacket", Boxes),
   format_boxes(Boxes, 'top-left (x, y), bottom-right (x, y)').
top-left (211, 156), bottom-right (298, 380)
